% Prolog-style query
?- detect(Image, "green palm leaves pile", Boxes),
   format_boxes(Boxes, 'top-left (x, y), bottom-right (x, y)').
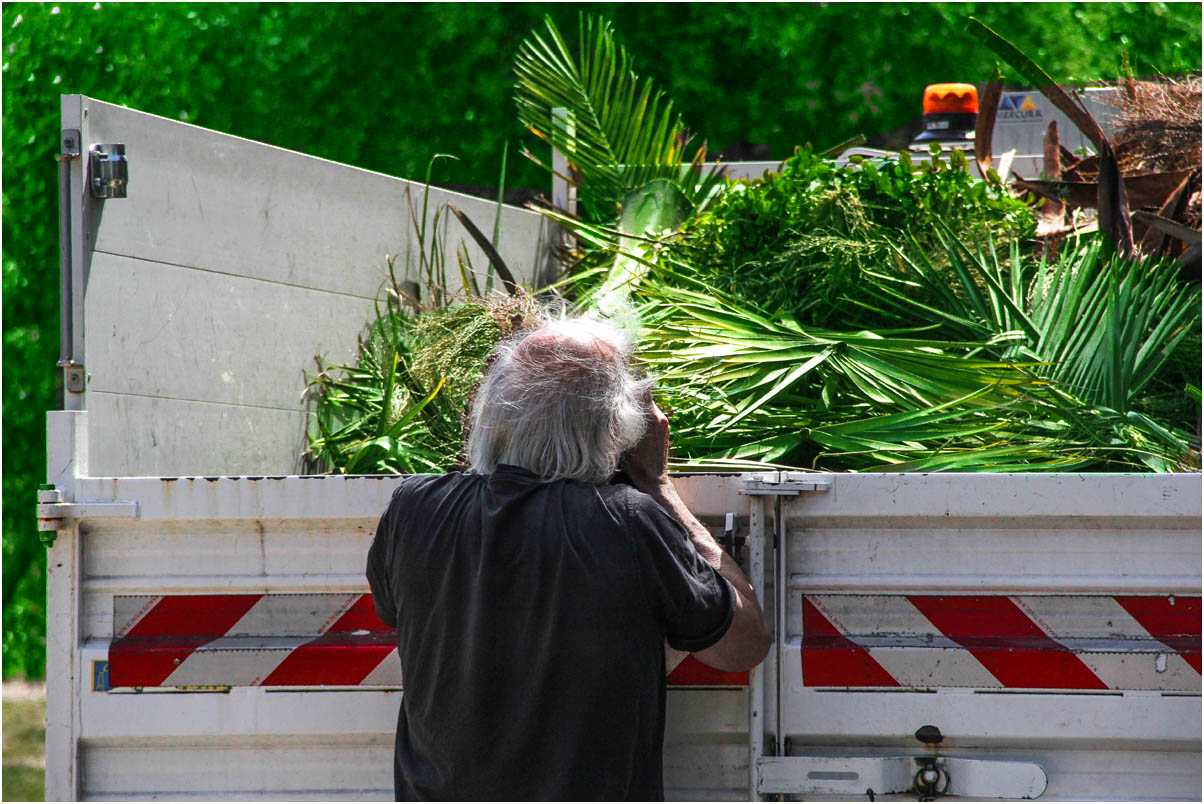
top-left (514, 13), bottom-right (1201, 473)
top-left (307, 13), bottom-right (1200, 476)
top-left (635, 241), bottom-right (1198, 472)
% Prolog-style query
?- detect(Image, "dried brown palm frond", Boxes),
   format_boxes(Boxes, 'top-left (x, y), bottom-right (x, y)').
top-left (1021, 75), bottom-right (1202, 263)
top-left (1098, 76), bottom-right (1203, 232)
top-left (1111, 75), bottom-right (1202, 177)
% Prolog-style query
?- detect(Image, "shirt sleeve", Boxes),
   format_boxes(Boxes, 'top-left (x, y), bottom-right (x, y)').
top-left (366, 486), bottom-right (403, 628)
top-left (626, 490), bottom-right (735, 653)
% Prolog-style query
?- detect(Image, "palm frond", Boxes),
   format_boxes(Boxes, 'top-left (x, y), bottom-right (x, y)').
top-left (514, 13), bottom-right (726, 211)
top-left (1029, 244), bottom-right (1200, 412)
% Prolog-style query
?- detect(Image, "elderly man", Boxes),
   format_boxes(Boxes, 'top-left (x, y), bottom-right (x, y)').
top-left (367, 316), bottom-right (771, 801)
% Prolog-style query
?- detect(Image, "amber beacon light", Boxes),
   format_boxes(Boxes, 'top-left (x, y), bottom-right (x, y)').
top-left (912, 82), bottom-right (978, 146)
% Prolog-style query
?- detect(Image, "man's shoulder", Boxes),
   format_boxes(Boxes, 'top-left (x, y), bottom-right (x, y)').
top-left (589, 480), bottom-right (649, 513)
top-left (598, 482), bottom-right (683, 534)
top-left (388, 471), bottom-right (477, 505)
top-left (395, 470), bottom-right (470, 489)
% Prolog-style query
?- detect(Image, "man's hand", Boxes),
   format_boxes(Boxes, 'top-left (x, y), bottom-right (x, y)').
top-left (621, 391), bottom-right (772, 673)
top-left (621, 392), bottom-right (671, 495)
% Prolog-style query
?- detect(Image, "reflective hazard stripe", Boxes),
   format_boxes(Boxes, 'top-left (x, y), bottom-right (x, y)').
top-left (909, 596), bottom-right (1109, 690)
top-left (802, 594), bottom-right (1201, 691)
top-left (802, 597), bottom-right (900, 687)
top-left (260, 596), bottom-right (395, 686)
top-left (666, 649), bottom-right (749, 687)
top-left (108, 594), bottom-right (746, 688)
top-left (110, 594), bottom-right (395, 688)
top-left (1115, 595), bottom-right (1202, 673)
top-left (109, 594), bottom-right (262, 687)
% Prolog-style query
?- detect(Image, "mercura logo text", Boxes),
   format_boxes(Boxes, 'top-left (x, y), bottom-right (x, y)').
top-left (997, 94), bottom-right (1042, 121)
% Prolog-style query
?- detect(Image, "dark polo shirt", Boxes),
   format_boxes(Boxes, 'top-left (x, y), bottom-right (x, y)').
top-left (366, 465), bottom-right (734, 800)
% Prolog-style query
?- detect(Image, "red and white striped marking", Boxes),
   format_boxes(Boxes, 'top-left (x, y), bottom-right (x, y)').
top-left (110, 593), bottom-right (398, 688)
top-left (108, 594), bottom-right (746, 688)
top-left (802, 594), bottom-right (1201, 691)
top-left (666, 647), bottom-right (749, 686)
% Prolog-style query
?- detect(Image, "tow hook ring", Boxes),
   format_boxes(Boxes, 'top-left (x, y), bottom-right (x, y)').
top-left (913, 756), bottom-right (949, 801)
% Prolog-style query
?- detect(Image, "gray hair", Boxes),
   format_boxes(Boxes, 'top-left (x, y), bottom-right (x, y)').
top-left (465, 316), bottom-right (651, 484)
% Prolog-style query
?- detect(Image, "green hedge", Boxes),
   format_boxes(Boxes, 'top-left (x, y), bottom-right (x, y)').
top-left (3, 1), bottom-right (1199, 678)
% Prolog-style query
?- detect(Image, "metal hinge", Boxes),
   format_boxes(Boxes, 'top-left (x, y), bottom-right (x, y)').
top-left (740, 475), bottom-right (832, 496)
top-left (37, 487), bottom-right (139, 532)
top-left (58, 130), bottom-right (83, 397)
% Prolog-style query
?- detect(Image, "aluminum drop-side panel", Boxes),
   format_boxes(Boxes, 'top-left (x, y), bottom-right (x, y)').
top-left (772, 471), bottom-right (1201, 799)
top-left (74, 95), bottom-right (557, 477)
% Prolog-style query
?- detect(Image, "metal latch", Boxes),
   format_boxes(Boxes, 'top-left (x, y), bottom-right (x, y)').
top-left (719, 511), bottom-right (745, 559)
top-left (759, 725), bottom-right (1046, 800)
top-left (37, 487), bottom-right (139, 532)
top-left (740, 475), bottom-right (832, 496)
top-left (89, 144), bottom-right (128, 198)
top-left (913, 725), bottom-right (949, 801)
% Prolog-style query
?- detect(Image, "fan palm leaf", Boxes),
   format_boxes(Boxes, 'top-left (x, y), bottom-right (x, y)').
top-left (868, 227), bottom-right (1200, 417)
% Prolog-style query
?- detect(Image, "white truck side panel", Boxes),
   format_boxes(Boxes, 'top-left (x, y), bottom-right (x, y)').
top-left (770, 473), bottom-right (1200, 801)
top-left (45, 441), bottom-right (756, 800)
top-left (65, 95), bottom-right (558, 478)
top-left (45, 424), bottom-right (1201, 801)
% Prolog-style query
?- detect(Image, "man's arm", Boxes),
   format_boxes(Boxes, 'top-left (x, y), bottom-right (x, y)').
top-left (622, 397), bottom-right (772, 672)
top-left (366, 499), bottom-right (399, 629)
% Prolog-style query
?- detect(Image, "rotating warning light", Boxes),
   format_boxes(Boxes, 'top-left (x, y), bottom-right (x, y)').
top-left (912, 82), bottom-right (978, 147)
top-left (922, 83), bottom-right (979, 115)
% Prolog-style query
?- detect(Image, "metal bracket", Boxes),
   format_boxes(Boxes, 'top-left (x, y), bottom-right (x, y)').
top-left (89, 143), bottom-right (128, 199)
top-left (37, 487), bottom-right (139, 533)
top-left (59, 129), bottom-right (82, 161)
top-left (757, 755), bottom-right (1047, 800)
top-left (57, 361), bottom-right (86, 393)
top-left (740, 476), bottom-right (832, 496)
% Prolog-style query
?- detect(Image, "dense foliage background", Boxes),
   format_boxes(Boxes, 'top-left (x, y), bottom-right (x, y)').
top-left (3, 2), bottom-right (1200, 678)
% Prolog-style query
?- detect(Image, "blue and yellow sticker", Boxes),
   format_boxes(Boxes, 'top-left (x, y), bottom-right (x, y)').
top-left (92, 659), bottom-right (111, 692)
